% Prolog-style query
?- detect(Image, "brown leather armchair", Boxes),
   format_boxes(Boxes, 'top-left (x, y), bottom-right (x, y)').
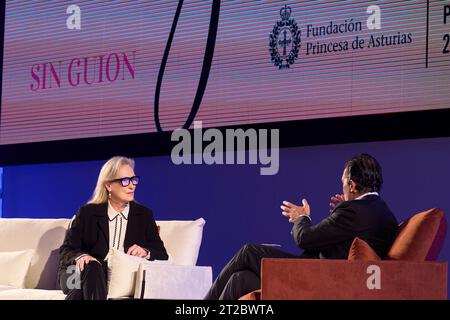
top-left (240, 208), bottom-right (448, 300)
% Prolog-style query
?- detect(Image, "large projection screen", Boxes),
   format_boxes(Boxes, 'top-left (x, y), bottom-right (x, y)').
top-left (1, 0), bottom-right (449, 145)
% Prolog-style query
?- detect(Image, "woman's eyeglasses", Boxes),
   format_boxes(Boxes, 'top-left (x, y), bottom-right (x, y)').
top-left (110, 176), bottom-right (140, 187)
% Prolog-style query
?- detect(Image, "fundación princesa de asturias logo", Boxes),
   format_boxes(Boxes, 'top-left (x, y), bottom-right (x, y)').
top-left (269, 5), bottom-right (301, 69)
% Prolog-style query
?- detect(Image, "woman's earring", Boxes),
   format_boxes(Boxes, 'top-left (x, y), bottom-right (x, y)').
top-left (108, 191), bottom-right (112, 199)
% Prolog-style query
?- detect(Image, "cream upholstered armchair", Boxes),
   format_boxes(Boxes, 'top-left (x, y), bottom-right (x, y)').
top-left (0, 217), bottom-right (209, 299)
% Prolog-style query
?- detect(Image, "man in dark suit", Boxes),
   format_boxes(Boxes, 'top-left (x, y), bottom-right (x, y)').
top-left (58, 156), bottom-right (168, 300)
top-left (204, 153), bottom-right (399, 300)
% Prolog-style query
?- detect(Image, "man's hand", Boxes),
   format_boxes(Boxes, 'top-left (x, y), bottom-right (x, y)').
top-left (329, 194), bottom-right (345, 213)
top-left (76, 255), bottom-right (99, 273)
top-left (281, 198), bottom-right (311, 223)
top-left (127, 244), bottom-right (148, 258)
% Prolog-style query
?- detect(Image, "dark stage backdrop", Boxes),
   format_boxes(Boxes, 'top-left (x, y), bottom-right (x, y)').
top-left (2, 137), bottom-right (450, 297)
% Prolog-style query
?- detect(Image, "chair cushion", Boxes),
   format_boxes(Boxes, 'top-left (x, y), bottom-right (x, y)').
top-left (107, 249), bottom-right (173, 299)
top-left (386, 208), bottom-right (447, 261)
top-left (0, 285), bottom-right (16, 292)
top-left (156, 218), bottom-right (205, 266)
top-left (0, 250), bottom-right (34, 288)
top-left (0, 218), bottom-right (71, 289)
top-left (0, 289), bottom-right (65, 300)
top-left (347, 237), bottom-right (381, 261)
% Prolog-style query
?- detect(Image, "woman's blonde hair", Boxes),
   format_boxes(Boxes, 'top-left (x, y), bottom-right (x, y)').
top-left (88, 156), bottom-right (135, 204)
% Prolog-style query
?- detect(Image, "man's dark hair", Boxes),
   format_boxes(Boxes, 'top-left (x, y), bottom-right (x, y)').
top-left (345, 153), bottom-right (383, 193)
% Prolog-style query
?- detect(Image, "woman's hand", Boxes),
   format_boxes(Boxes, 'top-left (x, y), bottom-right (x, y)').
top-left (281, 198), bottom-right (311, 223)
top-left (127, 244), bottom-right (148, 258)
top-left (76, 255), bottom-right (99, 273)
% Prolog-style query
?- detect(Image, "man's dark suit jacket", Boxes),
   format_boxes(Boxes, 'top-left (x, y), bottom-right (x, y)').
top-left (59, 201), bottom-right (168, 273)
top-left (292, 195), bottom-right (399, 259)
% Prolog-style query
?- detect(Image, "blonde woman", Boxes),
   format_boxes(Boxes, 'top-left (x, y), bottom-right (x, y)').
top-left (58, 156), bottom-right (168, 300)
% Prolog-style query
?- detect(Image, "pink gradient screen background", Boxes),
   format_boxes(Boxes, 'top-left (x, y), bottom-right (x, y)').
top-left (1, 0), bottom-right (449, 145)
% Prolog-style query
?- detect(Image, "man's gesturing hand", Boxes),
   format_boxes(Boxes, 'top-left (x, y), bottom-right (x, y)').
top-left (281, 198), bottom-right (311, 223)
top-left (329, 194), bottom-right (345, 213)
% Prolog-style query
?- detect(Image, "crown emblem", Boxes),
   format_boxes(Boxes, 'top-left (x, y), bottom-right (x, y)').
top-left (280, 5), bottom-right (292, 21)
top-left (269, 5), bottom-right (301, 69)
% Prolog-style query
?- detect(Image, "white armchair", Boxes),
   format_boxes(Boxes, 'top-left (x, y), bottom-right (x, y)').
top-left (0, 217), bottom-right (209, 300)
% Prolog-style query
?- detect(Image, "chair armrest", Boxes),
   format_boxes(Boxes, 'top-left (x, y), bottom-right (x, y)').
top-left (135, 264), bottom-right (212, 299)
top-left (238, 289), bottom-right (261, 300)
top-left (261, 258), bottom-right (448, 300)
